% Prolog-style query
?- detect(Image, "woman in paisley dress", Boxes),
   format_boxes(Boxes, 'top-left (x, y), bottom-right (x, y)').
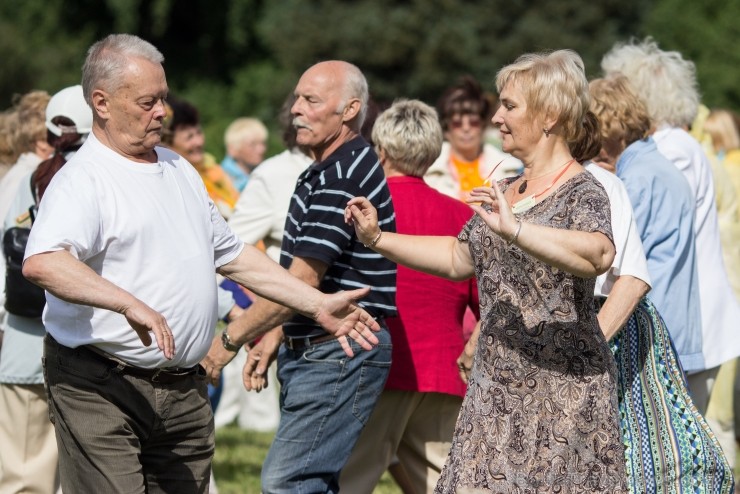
top-left (345, 50), bottom-right (627, 493)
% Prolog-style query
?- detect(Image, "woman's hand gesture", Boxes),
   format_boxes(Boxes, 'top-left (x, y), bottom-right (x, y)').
top-left (467, 182), bottom-right (519, 243)
top-left (345, 197), bottom-right (381, 247)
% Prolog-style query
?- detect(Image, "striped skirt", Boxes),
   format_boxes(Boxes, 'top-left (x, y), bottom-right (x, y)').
top-left (610, 298), bottom-right (735, 493)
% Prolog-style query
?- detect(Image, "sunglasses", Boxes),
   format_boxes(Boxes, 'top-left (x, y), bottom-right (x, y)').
top-left (449, 115), bottom-right (482, 129)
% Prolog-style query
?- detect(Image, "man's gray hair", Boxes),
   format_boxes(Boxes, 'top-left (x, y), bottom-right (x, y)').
top-left (338, 62), bottom-right (369, 129)
top-left (82, 34), bottom-right (164, 107)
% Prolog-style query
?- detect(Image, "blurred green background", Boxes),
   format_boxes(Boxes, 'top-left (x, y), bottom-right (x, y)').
top-left (1, 0), bottom-right (737, 159)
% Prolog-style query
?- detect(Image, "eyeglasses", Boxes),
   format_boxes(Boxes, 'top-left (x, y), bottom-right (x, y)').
top-left (449, 115), bottom-right (482, 129)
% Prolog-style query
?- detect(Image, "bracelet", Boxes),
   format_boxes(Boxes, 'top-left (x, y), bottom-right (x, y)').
top-left (363, 231), bottom-right (383, 248)
top-left (507, 220), bottom-right (523, 246)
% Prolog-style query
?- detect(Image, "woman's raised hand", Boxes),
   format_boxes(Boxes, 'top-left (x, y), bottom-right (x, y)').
top-left (466, 181), bottom-right (519, 243)
top-left (345, 197), bottom-right (380, 246)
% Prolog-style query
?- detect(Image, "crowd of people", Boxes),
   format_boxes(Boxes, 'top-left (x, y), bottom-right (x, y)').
top-left (0, 32), bottom-right (739, 494)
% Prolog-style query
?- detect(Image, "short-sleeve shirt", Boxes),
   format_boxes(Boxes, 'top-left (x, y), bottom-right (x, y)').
top-left (24, 132), bottom-right (243, 368)
top-left (280, 137), bottom-right (396, 338)
top-left (585, 162), bottom-right (651, 296)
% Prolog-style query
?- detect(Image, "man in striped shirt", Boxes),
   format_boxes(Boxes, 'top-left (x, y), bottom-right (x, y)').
top-left (204, 60), bottom-right (397, 492)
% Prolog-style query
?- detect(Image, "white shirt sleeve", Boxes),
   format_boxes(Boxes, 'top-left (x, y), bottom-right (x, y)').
top-left (25, 165), bottom-right (102, 262)
top-left (586, 162), bottom-right (651, 296)
top-left (209, 196), bottom-right (244, 268)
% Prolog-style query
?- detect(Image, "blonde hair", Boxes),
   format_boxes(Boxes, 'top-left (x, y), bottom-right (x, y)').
top-left (601, 38), bottom-right (699, 128)
top-left (372, 99), bottom-right (443, 177)
top-left (224, 118), bottom-right (268, 148)
top-left (495, 50), bottom-right (589, 142)
top-left (704, 109), bottom-right (740, 153)
top-left (13, 90), bottom-right (50, 154)
top-left (589, 75), bottom-right (651, 151)
top-left (0, 110), bottom-right (19, 164)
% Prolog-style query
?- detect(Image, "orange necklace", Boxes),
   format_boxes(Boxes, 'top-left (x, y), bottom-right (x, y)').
top-left (511, 159), bottom-right (575, 214)
top-left (517, 158), bottom-right (575, 194)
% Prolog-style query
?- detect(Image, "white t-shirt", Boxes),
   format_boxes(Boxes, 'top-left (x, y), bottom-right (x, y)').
top-left (25, 133), bottom-right (243, 368)
top-left (654, 127), bottom-right (740, 368)
top-left (585, 162), bottom-right (651, 296)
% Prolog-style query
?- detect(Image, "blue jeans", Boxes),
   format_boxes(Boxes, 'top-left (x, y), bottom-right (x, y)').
top-left (261, 328), bottom-right (392, 493)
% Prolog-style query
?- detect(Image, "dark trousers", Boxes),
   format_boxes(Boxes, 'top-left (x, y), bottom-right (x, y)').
top-left (43, 335), bottom-right (214, 494)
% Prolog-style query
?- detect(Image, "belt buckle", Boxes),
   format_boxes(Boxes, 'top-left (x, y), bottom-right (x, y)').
top-left (285, 337), bottom-right (309, 351)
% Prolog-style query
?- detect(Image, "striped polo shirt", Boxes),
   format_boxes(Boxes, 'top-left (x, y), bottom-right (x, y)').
top-left (280, 136), bottom-right (397, 339)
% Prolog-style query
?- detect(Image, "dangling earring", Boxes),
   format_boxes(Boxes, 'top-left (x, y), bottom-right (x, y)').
top-left (543, 127), bottom-right (550, 137)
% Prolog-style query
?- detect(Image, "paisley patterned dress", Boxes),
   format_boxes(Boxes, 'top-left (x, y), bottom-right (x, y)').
top-left (435, 172), bottom-right (627, 493)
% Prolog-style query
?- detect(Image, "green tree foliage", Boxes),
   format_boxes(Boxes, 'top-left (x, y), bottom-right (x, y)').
top-left (643, 0), bottom-right (740, 109)
top-left (0, 0), bottom-right (96, 105)
top-left (257, 0), bottom-right (643, 105)
top-left (2, 0), bottom-right (738, 159)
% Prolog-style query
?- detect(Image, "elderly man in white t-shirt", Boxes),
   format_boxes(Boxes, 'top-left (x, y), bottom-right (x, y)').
top-left (22, 34), bottom-right (380, 494)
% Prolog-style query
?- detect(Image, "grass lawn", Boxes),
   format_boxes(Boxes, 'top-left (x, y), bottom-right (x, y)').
top-left (212, 425), bottom-right (403, 494)
top-left (212, 424), bottom-right (740, 493)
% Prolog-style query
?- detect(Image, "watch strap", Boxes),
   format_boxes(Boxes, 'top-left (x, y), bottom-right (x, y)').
top-left (221, 330), bottom-right (240, 352)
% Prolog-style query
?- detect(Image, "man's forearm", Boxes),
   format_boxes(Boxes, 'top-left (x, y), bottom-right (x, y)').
top-left (23, 250), bottom-right (139, 314)
top-left (219, 247), bottom-right (330, 346)
top-left (225, 296), bottom-right (293, 346)
top-left (219, 245), bottom-right (325, 322)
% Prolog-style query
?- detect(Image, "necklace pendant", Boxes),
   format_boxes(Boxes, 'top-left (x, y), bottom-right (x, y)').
top-left (518, 181), bottom-right (527, 194)
top-left (512, 194), bottom-right (536, 214)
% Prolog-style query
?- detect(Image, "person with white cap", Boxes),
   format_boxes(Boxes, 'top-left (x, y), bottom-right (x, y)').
top-left (0, 84), bottom-right (92, 494)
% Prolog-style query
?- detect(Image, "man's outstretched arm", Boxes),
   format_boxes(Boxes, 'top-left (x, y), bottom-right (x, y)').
top-left (203, 247), bottom-right (380, 383)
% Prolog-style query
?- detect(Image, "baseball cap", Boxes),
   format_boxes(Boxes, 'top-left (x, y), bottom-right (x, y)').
top-left (45, 85), bottom-right (93, 136)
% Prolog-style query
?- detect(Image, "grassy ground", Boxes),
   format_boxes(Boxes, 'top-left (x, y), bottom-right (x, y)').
top-left (213, 425), bottom-right (740, 493)
top-left (212, 425), bottom-right (402, 494)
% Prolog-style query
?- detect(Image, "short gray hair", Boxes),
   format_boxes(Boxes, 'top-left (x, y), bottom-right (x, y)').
top-left (82, 34), bottom-right (164, 107)
top-left (601, 37), bottom-right (700, 128)
top-left (337, 62), bottom-right (369, 129)
top-left (372, 99), bottom-right (443, 177)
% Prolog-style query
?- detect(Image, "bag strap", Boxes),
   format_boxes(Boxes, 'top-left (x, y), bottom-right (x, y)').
top-left (28, 171), bottom-right (38, 224)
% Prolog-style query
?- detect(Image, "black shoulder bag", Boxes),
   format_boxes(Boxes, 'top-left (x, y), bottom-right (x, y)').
top-left (3, 175), bottom-right (45, 318)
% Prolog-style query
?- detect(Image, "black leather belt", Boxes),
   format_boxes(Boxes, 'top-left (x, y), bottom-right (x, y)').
top-left (284, 333), bottom-right (338, 351)
top-left (83, 344), bottom-right (204, 384)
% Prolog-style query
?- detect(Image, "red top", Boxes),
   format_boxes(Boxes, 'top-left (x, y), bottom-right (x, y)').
top-left (384, 176), bottom-right (479, 397)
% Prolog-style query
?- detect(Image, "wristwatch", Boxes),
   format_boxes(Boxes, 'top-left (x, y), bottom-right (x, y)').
top-left (221, 330), bottom-right (240, 352)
